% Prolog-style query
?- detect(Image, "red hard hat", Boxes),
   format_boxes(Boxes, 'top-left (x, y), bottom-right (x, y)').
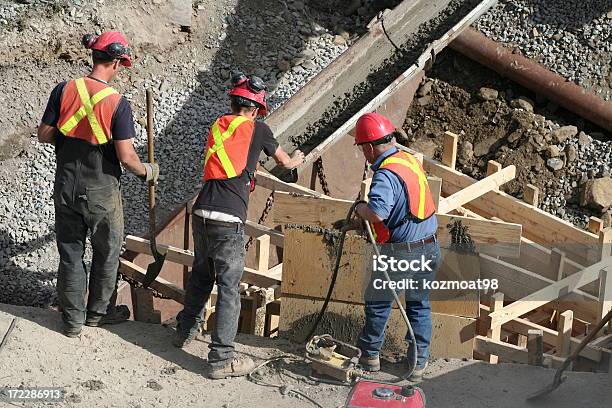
top-left (355, 113), bottom-right (396, 145)
top-left (229, 82), bottom-right (268, 116)
top-left (90, 31), bottom-right (132, 67)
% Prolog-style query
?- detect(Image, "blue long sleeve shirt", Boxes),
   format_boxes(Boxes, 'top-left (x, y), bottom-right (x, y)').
top-left (367, 147), bottom-right (438, 243)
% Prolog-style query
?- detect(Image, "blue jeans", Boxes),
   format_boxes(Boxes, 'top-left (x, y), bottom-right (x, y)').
top-left (357, 241), bottom-right (441, 368)
top-left (176, 215), bottom-right (245, 367)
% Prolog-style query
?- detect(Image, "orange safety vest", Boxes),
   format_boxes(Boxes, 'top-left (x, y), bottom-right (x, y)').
top-left (57, 77), bottom-right (122, 145)
top-left (203, 115), bottom-right (255, 181)
top-left (370, 151), bottom-right (436, 243)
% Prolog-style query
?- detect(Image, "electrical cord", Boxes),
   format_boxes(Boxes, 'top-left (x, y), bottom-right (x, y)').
top-left (302, 199), bottom-right (366, 343)
top-left (247, 356), bottom-right (325, 408)
top-left (380, 12), bottom-right (403, 54)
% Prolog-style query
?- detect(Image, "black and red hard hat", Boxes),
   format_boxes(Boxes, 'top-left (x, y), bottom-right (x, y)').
top-left (229, 72), bottom-right (268, 116)
top-left (83, 31), bottom-right (132, 67)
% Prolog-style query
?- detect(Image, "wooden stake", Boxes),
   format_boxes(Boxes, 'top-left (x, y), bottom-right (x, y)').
top-left (256, 235), bottom-right (270, 272)
top-left (517, 334), bottom-right (528, 348)
top-left (486, 160), bottom-right (502, 176)
top-left (487, 292), bottom-right (504, 364)
top-left (600, 228), bottom-right (612, 261)
top-left (524, 184), bottom-right (539, 206)
top-left (588, 217), bottom-right (603, 234)
top-left (428, 176), bottom-right (442, 209)
top-left (549, 248), bottom-right (566, 281)
top-left (599, 268), bottom-right (612, 334)
top-left (528, 329), bottom-right (544, 366)
top-left (360, 178), bottom-right (372, 202)
top-left (442, 131), bottom-right (458, 169)
top-left (557, 310), bottom-right (573, 359)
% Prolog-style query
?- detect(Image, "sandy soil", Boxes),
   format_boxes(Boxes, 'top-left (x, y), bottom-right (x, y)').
top-left (0, 304), bottom-right (610, 408)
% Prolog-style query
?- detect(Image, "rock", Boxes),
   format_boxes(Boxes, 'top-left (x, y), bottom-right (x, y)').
top-left (546, 158), bottom-right (564, 171)
top-left (277, 58), bottom-right (291, 72)
top-left (333, 35), bottom-right (346, 45)
top-left (507, 131), bottom-right (523, 144)
top-left (551, 125), bottom-right (578, 144)
top-left (510, 97), bottom-right (534, 112)
top-left (564, 144), bottom-right (577, 163)
top-left (477, 87), bottom-right (498, 101)
top-left (301, 60), bottom-right (317, 70)
top-left (474, 136), bottom-right (499, 157)
top-left (417, 80), bottom-right (433, 97)
top-left (410, 138), bottom-right (437, 158)
top-left (458, 141), bottom-right (474, 163)
top-left (580, 177), bottom-right (612, 211)
top-left (603, 211), bottom-right (612, 228)
top-left (416, 95), bottom-right (432, 106)
top-left (578, 131), bottom-right (590, 148)
top-left (545, 145), bottom-right (560, 158)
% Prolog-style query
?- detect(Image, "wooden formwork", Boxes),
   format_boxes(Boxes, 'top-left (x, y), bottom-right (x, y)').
top-left (116, 0), bottom-right (612, 372)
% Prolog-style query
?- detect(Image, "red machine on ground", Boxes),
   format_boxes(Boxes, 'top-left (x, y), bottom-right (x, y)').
top-left (345, 380), bottom-right (426, 408)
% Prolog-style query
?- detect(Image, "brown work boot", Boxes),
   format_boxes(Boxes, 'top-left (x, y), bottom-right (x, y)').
top-left (208, 357), bottom-right (255, 380)
top-left (407, 361), bottom-right (428, 382)
top-left (359, 355), bottom-right (380, 372)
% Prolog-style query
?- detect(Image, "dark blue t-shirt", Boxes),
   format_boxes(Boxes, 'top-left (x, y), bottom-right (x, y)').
top-left (368, 147), bottom-right (438, 243)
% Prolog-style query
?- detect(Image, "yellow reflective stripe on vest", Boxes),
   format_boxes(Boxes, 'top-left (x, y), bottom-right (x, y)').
top-left (204, 116), bottom-right (249, 178)
top-left (380, 154), bottom-right (429, 219)
top-left (59, 79), bottom-right (118, 144)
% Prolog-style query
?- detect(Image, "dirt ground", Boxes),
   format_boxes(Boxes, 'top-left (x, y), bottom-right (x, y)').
top-left (1, 304), bottom-right (610, 408)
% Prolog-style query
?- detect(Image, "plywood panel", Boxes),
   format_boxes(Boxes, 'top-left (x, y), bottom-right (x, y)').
top-left (279, 296), bottom-right (475, 359)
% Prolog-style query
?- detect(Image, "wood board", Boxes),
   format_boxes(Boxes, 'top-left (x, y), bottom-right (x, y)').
top-left (279, 295), bottom-right (475, 359)
top-left (273, 192), bottom-right (522, 258)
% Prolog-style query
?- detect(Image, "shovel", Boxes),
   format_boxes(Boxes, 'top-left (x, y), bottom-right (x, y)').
top-left (527, 308), bottom-right (612, 400)
top-left (142, 88), bottom-right (167, 288)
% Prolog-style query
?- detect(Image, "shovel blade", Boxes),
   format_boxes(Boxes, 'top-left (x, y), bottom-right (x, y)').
top-left (142, 253), bottom-right (167, 288)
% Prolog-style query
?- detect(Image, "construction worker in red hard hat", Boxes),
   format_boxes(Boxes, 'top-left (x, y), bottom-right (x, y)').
top-left (172, 72), bottom-right (304, 379)
top-left (37, 32), bottom-right (158, 338)
top-left (352, 112), bottom-right (440, 382)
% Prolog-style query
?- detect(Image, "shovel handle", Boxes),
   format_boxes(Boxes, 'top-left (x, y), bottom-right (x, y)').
top-left (146, 89), bottom-right (155, 209)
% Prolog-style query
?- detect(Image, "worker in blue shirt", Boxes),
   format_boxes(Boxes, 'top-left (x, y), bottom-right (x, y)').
top-left (352, 113), bottom-right (441, 382)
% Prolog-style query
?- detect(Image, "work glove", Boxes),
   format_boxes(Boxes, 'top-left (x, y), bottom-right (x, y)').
top-left (140, 162), bottom-right (160, 183)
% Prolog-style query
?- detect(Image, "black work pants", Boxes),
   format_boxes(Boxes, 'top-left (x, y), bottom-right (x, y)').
top-left (54, 181), bottom-right (124, 329)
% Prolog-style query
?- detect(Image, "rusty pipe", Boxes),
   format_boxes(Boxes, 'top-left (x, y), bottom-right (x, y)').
top-left (450, 28), bottom-right (612, 133)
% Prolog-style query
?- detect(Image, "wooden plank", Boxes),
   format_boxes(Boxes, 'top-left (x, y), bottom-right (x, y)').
top-left (528, 329), bottom-right (544, 366)
top-left (245, 221), bottom-right (284, 248)
top-left (422, 156), bottom-right (598, 264)
top-left (549, 248), bottom-right (566, 281)
top-left (487, 292), bottom-right (504, 364)
top-left (428, 176), bottom-right (442, 209)
top-left (489, 260), bottom-right (611, 325)
top-left (599, 267), bottom-right (612, 333)
top-left (474, 335), bottom-right (528, 364)
top-left (557, 310), bottom-right (573, 359)
top-left (256, 235), bottom-right (270, 272)
top-left (280, 295), bottom-right (475, 359)
top-left (256, 171), bottom-right (325, 197)
top-left (360, 178), bottom-right (372, 201)
top-left (119, 259), bottom-right (185, 304)
top-left (126, 235), bottom-right (192, 266)
top-left (442, 131), bottom-right (458, 169)
top-left (242, 268), bottom-right (281, 288)
top-left (479, 254), bottom-right (600, 323)
top-left (273, 192), bottom-right (522, 258)
top-left (523, 184), bottom-right (539, 206)
top-left (437, 165), bottom-right (516, 214)
top-left (126, 235), bottom-right (281, 288)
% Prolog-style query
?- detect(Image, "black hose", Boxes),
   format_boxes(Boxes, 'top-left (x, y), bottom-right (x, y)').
top-left (303, 199), bottom-right (366, 343)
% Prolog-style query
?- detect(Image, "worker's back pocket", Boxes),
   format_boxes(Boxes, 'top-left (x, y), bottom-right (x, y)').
top-left (85, 182), bottom-right (120, 214)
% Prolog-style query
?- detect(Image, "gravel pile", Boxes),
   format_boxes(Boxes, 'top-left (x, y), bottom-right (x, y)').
top-left (475, 0), bottom-right (612, 100)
